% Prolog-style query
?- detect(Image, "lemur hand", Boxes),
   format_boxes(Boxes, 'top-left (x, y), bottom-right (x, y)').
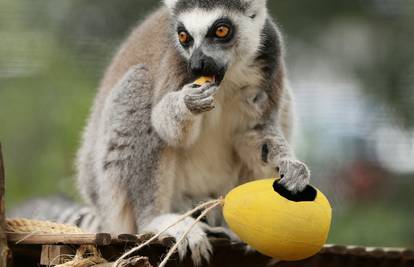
top-left (276, 158), bottom-right (311, 193)
top-left (262, 141), bottom-right (311, 193)
top-left (182, 83), bottom-right (218, 114)
top-left (142, 214), bottom-right (212, 266)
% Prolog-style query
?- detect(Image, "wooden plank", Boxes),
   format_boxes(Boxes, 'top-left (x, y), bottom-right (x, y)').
top-left (94, 257), bottom-right (153, 267)
top-left (110, 234), bottom-right (175, 247)
top-left (7, 233), bottom-right (112, 246)
top-left (40, 245), bottom-right (75, 265)
top-left (0, 144), bottom-right (10, 267)
top-left (7, 232), bottom-right (176, 248)
top-left (111, 234), bottom-right (139, 244)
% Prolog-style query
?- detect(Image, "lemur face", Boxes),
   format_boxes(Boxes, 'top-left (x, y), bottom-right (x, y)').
top-left (165, 0), bottom-right (268, 84)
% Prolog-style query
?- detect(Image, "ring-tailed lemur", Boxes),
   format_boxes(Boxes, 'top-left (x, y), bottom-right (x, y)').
top-left (75, 0), bottom-right (311, 264)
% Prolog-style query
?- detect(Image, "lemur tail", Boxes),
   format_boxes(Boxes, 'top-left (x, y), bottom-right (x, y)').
top-left (7, 196), bottom-right (101, 233)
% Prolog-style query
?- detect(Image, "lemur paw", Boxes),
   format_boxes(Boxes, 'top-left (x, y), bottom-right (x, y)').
top-left (277, 158), bottom-right (311, 193)
top-left (142, 214), bottom-right (212, 266)
top-left (200, 224), bottom-right (240, 241)
top-left (182, 83), bottom-right (218, 114)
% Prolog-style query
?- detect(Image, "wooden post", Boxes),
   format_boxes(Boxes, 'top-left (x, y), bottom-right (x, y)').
top-left (40, 245), bottom-right (75, 265)
top-left (0, 144), bottom-right (10, 267)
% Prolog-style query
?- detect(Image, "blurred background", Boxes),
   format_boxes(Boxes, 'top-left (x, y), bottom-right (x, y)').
top-left (1, 0), bottom-right (413, 248)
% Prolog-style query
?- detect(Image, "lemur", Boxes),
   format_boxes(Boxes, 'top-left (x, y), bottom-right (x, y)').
top-left (76, 0), bottom-right (310, 264)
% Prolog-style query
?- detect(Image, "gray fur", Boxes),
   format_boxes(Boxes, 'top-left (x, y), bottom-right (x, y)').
top-left (76, 1), bottom-right (310, 264)
top-left (8, 197), bottom-right (102, 233)
top-left (168, 0), bottom-right (265, 14)
top-left (173, 0), bottom-right (247, 14)
top-left (8, 196), bottom-right (78, 222)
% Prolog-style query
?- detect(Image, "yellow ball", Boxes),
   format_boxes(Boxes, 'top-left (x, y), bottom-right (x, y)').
top-left (223, 179), bottom-right (332, 261)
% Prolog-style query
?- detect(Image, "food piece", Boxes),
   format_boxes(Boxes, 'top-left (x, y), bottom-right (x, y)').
top-left (194, 76), bottom-right (215, 86)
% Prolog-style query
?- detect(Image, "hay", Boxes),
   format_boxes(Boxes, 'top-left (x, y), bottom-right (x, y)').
top-left (6, 218), bottom-right (84, 234)
top-left (6, 218), bottom-right (107, 267)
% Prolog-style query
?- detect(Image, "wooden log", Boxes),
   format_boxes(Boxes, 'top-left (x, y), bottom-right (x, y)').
top-left (0, 144), bottom-right (10, 267)
top-left (40, 245), bottom-right (75, 265)
top-left (7, 233), bottom-right (112, 246)
top-left (93, 257), bottom-right (152, 267)
top-left (111, 234), bottom-right (139, 244)
top-left (7, 233), bottom-right (175, 248)
top-left (110, 234), bottom-right (175, 247)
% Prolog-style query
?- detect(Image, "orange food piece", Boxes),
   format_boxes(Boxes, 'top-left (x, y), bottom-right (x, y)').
top-left (194, 76), bottom-right (215, 86)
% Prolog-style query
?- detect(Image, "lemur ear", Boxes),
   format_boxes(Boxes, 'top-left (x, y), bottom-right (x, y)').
top-left (163, 0), bottom-right (178, 10)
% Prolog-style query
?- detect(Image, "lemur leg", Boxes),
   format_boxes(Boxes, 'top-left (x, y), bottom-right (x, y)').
top-left (138, 155), bottom-right (214, 265)
top-left (97, 65), bottom-right (213, 264)
top-left (95, 64), bottom-right (163, 234)
top-left (152, 82), bottom-right (218, 148)
top-left (235, 125), bottom-right (310, 193)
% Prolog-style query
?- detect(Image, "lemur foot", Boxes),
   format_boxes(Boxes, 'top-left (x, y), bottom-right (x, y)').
top-left (276, 158), bottom-right (311, 193)
top-left (182, 83), bottom-right (218, 114)
top-left (200, 224), bottom-right (239, 241)
top-left (142, 214), bottom-right (212, 266)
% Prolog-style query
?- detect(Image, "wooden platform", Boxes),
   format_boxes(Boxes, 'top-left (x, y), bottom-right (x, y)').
top-left (5, 232), bottom-right (414, 267)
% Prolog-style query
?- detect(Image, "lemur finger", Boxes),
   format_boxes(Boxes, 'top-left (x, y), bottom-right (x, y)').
top-left (277, 159), bottom-right (310, 193)
top-left (187, 82), bottom-right (213, 94)
top-left (185, 95), bottom-right (214, 106)
top-left (188, 92), bottom-right (212, 101)
top-left (198, 96), bottom-right (214, 106)
top-left (281, 180), bottom-right (306, 193)
top-left (196, 98), bottom-right (215, 112)
top-left (185, 96), bottom-right (215, 114)
top-left (188, 235), bottom-right (212, 266)
top-left (279, 172), bottom-right (309, 193)
top-left (201, 85), bottom-right (219, 97)
top-left (174, 236), bottom-right (190, 260)
top-left (187, 85), bottom-right (218, 100)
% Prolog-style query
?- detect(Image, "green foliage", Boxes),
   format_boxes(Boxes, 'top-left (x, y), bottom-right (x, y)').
top-left (330, 201), bottom-right (414, 247)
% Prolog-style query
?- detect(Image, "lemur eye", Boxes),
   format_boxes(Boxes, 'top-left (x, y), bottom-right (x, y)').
top-left (215, 26), bottom-right (230, 38)
top-left (178, 31), bottom-right (190, 45)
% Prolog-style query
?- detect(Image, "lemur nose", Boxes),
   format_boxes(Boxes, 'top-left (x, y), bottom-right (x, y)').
top-left (189, 49), bottom-right (217, 77)
top-left (190, 59), bottom-right (205, 76)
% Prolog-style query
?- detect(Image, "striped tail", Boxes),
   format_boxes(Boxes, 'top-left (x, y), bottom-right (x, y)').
top-left (7, 196), bottom-right (102, 233)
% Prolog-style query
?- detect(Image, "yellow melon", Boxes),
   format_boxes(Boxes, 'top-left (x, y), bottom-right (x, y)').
top-left (223, 179), bottom-right (332, 261)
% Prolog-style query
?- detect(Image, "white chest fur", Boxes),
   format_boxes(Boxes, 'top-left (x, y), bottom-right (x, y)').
top-left (174, 64), bottom-right (266, 204)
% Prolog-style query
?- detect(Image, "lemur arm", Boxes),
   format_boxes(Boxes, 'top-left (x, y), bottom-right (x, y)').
top-left (151, 79), bottom-right (218, 148)
top-left (234, 109), bottom-right (310, 193)
top-left (95, 65), bottom-right (174, 232)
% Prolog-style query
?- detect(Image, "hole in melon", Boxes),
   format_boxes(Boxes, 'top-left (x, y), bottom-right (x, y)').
top-left (273, 180), bottom-right (317, 202)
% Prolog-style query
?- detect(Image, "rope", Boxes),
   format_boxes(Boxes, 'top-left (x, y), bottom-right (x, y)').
top-left (6, 218), bottom-right (84, 234)
top-left (158, 200), bottom-right (223, 267)
top-left (53, 245), bottom-right (106, 267)
top-left (6, 218), bottom-right (106, 267)
top-left (114, 198), bottom-right (224, 267)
